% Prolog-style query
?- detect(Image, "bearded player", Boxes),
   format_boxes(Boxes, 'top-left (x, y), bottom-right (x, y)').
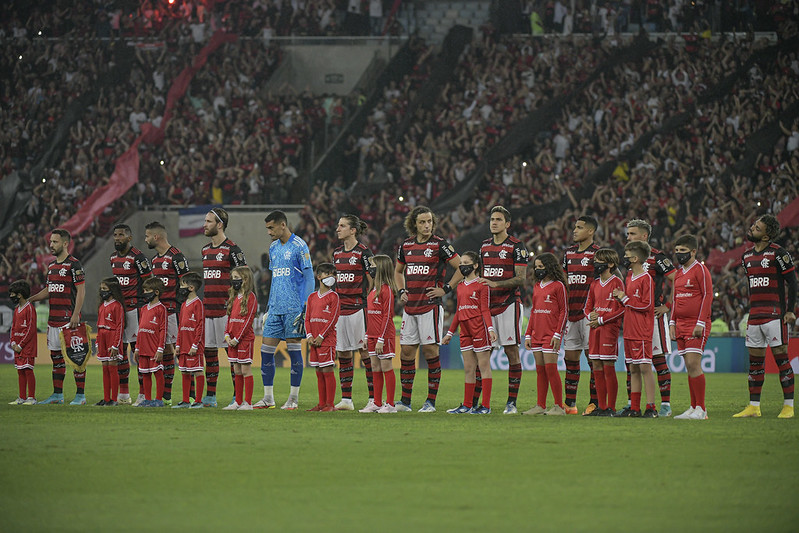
top-left (110, 224), bottom-right (152, 405)
top-left (30, 229), bottom-right (87, 405)
top-left (201, 208), bottom-right (247, 407)
top-left (734, 214), bottom-right (796, 419)
top-left (144, 221), bottom-right (190, 405)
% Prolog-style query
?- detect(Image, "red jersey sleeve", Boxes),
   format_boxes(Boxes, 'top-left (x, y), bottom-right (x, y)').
top-left (111, 301), bottom-right (124, 351)
top-left (156, 305), bottom-right (166, 354)
top-left (378, 286), bottom-right (394, 342)
top-left (480, 283), bottom-right (493, 331)
top-left (697, 264), bottom-right (713, 330)
top-left (553, 281), bottom-right (568, 339)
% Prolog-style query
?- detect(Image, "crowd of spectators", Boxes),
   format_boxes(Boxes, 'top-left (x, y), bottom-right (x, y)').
top-left (520, 0), bottom-right (793, 36)
top-left (2, 1), bottom-right (798, 334)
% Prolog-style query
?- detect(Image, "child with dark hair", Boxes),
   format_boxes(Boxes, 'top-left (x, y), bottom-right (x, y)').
top-left (8, 280), bottom-right (36, 405)
top-left (96, 277), bottom-right (125, 406)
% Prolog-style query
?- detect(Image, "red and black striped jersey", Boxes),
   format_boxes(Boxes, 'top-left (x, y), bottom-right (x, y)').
top-left (397, 235), bottom-right (458, 315)
top-left (46, 255), bottom-right (85, 327)
top-left (480, 235), bottom-right (528, 314)
top-left (742, 244), bottom-right (796, 325)
top-left (333, 242), bottom-right (373, 316)
top-left (151, 247), bottom-right (190, 315)
top-left (644, 247), bottom-right (676, 307)
top-left (110, 247), bottom-right (152, 309)
top-left (202, 239), bottom-right (247, 318)
top-left (563, 243), bottom-right (599, 322)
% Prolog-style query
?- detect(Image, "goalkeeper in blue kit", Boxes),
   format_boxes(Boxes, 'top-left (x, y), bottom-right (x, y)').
top-left (254, 211), bottom-right (315, 410)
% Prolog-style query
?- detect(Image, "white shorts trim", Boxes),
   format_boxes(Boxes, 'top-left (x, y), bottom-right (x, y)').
top-left (166, 313), bottom-right (178, 345)
top-left (491, 302), bottom-right (523, 348)
top-left (123, 309), bottom-right (139, 344)
top-left (563, 317), bottom-right (589, 351)
top-left (652, 312), bottom-right (671, 356)
top-left (336, 310), bottom-right (367, 352)
top-left (368, 351), bottom-right (396, 360)
top-left (47, 325), bottom-right (64, 351)
top-left (400, 307), bottom-right (443, 346)
top-left (205, 316), bottom-right (229, 348)
top-left (745, 319), bottom-right (784, 348)
top-left (178, 365), bottom-right (204, 373)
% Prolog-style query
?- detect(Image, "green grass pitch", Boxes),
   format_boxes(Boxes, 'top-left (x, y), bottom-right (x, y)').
top-left (1, 366), bottom-right (797, 532)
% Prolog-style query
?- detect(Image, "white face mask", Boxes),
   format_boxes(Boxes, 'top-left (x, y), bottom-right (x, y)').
top-left (322, 276), bottom-right (336, 287)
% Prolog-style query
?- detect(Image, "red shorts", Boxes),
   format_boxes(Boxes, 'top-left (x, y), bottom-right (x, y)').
top-left (96, 332), bottom-right (123, 363)
top-left (458, 316), bottom-right (492, 353)
top-left (624, 339), bottom-right (652, 365)
top-left (309, 345), bottom-right (335, 367)
top-left (178, 353), bottom-right (204, 373)
top-left (528, 334), bottom-right (559, 355)
top-left (227, 339), bottom-right (254, 364)
top-left (138, 354), bottom-right (164, 373)
top-left (367, 335), bottom-right (395, 359)
top-left (676, 335), bottom-right (708, 356)
top-left (14, 355), bottom-right (35, 370)
top-left (588, 326), bottom-right (619, 361)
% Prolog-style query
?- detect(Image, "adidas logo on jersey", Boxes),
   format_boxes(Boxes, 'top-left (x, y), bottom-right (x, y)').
top-left (427, 336), bottom-right (433, 341)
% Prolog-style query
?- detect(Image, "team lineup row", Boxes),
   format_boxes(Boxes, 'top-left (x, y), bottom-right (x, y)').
top-left (6, 206), bottom-right (797, 418)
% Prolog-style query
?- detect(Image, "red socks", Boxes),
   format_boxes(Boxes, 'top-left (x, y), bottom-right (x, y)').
top-left (631, 391), bottom-right (641, 413)
top-left (155, 370), bottom-right (165, 400)
top-left (481, 377), bottom-right (492, 409)
top-left (183, 374), bottom-right (192, 404)
top-left (316, 370), bottom-right (325, 407)
top-left (142, 374), bottom-right (153, 400)
top-left (593, 369), bottom-right (607, 410)
top-left (373, 370), bottom-right (384, 407)
top-left (604, 365), bottom-right (618, 412)
top-left (464, 382), bottom-right (476, 408)
top-left (545, 363), bottom-right (562, 408)
top-left (688, 374), bottom-right (706, 409)
top-left (17, 369), bottom-right (26, 399)
top-left (384, 370), bottom-right (395, 406)
top-left (102, 366), bottom-right (111, 402)
top-left (195, 375), bottom-right (205, 401)
top-left (324, 372), bottom-right (336, 407)
top-left (244, 375), bottom-right (253, 405)
top-left (536, 365), bottom-right (548, 408)
top-left (235, 374), bottom-right (244, 405)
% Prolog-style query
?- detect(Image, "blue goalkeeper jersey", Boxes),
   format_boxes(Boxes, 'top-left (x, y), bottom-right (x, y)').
top-left (267, 233), bottom-right (314, 315)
